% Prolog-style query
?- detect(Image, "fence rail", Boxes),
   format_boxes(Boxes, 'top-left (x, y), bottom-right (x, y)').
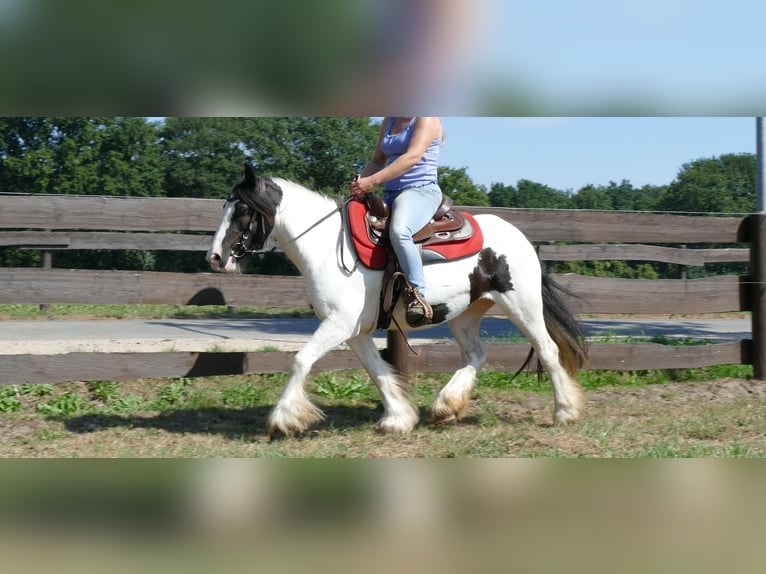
top-left (0, 194), bottom-right (761, 385)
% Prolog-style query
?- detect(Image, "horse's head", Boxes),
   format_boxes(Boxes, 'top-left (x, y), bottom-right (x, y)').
top-left (206, 164), bottom-right (283, 273)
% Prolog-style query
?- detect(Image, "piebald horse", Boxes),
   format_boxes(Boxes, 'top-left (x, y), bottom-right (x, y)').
top-left (207, 164), bottom-right (587, 437)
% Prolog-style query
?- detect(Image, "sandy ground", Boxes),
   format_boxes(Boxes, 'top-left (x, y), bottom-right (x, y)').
top-left (0, 315), bottom-right (750, 355)
top-left (0, 338), bottom-right (310, 355)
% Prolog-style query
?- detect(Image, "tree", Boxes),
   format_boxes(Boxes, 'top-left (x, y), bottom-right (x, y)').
top-left (632, 184), bottom-right (668, 212)
top-left (160, 117), bottom-right (250, 198)
top-left (487, 180), bottom-right (572, 209)
top-left (660, 153), bottom-right (756, 214)
top-left (603, 180), bottom-right (636, 211)
top-left (573, 180), bottom-right (669, 212)
top-left (514, 179), bottom-right (573, 209)
top-left (97, 118), bottom-right (165, 197)
top-left (287, 117), bottom-right (380, 195)
top-left (0, 117), bottom-right (164, 196)
top-left (573, 184), bottom-right (612, 210)
top-left (160, 117), bottom-right (380, 198)
top-left (438, 166), bottom-right (488, 206)
top-left (488, 182), bottom-right (515, 207)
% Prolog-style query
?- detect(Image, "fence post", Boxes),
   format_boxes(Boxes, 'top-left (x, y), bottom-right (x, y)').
top-left (750, 214), bottom-right (766, 380)
top-left (386, 330), bottom-right (409, 382)
top-left (39, 230), bottom-right (52, 313)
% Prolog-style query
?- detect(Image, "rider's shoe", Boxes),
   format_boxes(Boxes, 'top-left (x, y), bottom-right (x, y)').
top-left (405, 288), bottom-right (433, 327)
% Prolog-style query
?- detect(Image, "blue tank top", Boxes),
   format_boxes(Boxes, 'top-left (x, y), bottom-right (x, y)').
top-left (380, 117), bottom-right (441, 191)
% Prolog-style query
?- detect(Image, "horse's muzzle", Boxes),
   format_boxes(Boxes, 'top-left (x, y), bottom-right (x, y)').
top-left (207, 251), bottom-right (239, 273)
top-left (206, 252), bottom-right (225, 272)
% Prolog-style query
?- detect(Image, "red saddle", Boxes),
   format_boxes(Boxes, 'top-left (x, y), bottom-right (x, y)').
top-left (347, 197), bottom-right (484, 270)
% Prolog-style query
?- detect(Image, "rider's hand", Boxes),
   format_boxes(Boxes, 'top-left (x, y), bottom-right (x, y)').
top-left (350, 174), bottom-right (373, 197)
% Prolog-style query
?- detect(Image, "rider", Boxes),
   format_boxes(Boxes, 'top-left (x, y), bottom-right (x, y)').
top-left (350, 117), bottom-right (444, 327)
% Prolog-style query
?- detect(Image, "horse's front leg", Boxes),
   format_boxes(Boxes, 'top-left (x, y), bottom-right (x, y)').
top-left (268, 319), bottom-right (353, 438)
top-left (346, 334), bottom-right (419, 434)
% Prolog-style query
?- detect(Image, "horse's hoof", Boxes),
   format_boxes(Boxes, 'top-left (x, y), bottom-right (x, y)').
top-left (267, 424), bottom-right (298, 441)
top-left (553, 407), bottom-right (582, 426)
top-left (267, 402), bottom-right (324, 439)
top-left (426, 407), bottom-right (458, 427)
top-left (267, 417), bottom-right (309, 440)
top-left (375, 418), bottom-right (416, 435)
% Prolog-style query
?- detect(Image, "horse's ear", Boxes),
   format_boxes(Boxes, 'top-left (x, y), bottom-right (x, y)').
top-left (243, 163), bottom-right (256, 187)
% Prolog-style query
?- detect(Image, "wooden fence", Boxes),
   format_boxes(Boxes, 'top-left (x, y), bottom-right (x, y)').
top-left (0, 194), bottom-right (762, 385)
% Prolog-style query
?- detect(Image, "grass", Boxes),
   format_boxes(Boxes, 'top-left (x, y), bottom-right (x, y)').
top-left (0, 364), bottom-right (762, 457)
top-left (478, 364), bottom-right (751, 391)
top-left (0, 304), bottom-right (758, 456)
top-left (0, 304), bottom-right (314, 320)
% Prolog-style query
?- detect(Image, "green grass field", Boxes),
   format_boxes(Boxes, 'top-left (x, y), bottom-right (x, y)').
top-left (0, 364), bottom-right (760, 458)
top-left (0, 303), bottom-right (760, 457)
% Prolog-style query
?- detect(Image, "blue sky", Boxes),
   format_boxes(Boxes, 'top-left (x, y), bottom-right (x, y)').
top-left (473, 0), bottom-right (766, 115)
top-left (437, 117), bottom-right (757, 191)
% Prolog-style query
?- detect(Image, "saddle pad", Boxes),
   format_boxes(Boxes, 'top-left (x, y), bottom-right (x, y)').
top-left (347, 199), bottom-right (484, 270)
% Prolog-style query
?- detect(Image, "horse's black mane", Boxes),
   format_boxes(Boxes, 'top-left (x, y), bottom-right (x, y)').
top-left (229, 173), bottom-right (283, 226)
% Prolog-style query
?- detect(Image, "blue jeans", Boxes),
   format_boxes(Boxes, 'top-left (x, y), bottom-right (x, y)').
top-left (384, 183), bottom-right (443, 298)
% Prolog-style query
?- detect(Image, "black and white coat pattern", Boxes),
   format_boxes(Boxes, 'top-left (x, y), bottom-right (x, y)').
top-left (207, 165), bottom-right (587, 437)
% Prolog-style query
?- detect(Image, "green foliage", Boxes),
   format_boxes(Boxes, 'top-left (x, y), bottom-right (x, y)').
top-left (151, 378), bottom-right (193, 410)
top-left (18, 384), bottom-right (54, 397)
top-left (88, 381), bottom-right (120, 403)
top-left (0, 117), bottom-right (756, 283)
top-left (285, 117), bottom-right (381, 194)
top-left (221, 383), bottom-right (264, 408)
top-left (660, 154), bottom-right (756, 214)
top-left (439, 166), bottom-right (489, 206)
top-left (107, 393), bottom-right (146, 414)
top-left (159, 117), bottom-right (380, 199)
top-left (554, 259), bottom-right (662, 279)
top-left (160, 117), bottom-right (254, 199)
top-left (0, 388), bottom-right (21, 413)
top-left (648, 336), bottom-right (709, 347)
top-left (0, 248), bottom-right (40, 268)
top-left (573, 185), bottom-right (613, 210)
top-left (477, 364), bottom-right (752, 392)
top-left (313, 372), bottom-right (370, 400)
top-left (489, 179), bottom-right (574, 209)
top-left (0, 117), bottom-right (164, 196)
top-left (36, 392), bottom-right (86, 416)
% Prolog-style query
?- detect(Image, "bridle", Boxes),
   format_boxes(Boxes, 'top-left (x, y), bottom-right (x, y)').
top-left (227, 177), bottom-right (272, 260)
top-left (229, 209), bottom-right (267, 260)
top-left (227, 179), bottom-right (352, 261)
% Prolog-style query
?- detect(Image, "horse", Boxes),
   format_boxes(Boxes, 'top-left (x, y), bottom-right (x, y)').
top-left (207, 164), bottom-right (588, 438)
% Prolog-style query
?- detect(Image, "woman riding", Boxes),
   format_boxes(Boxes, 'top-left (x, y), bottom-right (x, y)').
top-left (350, 116), bottom-right (444, 327)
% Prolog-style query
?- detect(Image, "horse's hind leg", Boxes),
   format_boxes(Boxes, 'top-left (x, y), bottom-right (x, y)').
top-left (347, 335), bottom-right (419, 434)
top-left (427, 301), bottom-right (491, 425)
top-left (528, 322), bottom-right (585, 424)
top-left (500, 300), bottom-right (585, 425)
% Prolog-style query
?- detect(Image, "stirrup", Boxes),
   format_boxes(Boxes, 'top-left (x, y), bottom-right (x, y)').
top-left (405, 288), bottom-right (432, 327)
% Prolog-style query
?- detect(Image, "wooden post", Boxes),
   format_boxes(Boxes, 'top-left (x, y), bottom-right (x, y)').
top-left (750, 214), bottom-right (766, 380)
top-left (39, 233), bottom-right (52, 313)
top-left (386, 330), bottom-right (409, 382)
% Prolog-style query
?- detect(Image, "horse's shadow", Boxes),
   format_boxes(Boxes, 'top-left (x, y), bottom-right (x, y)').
top-left (56, 403), bottom-right (543, 441)
top-left (56, 404), bottom-right (388, 441)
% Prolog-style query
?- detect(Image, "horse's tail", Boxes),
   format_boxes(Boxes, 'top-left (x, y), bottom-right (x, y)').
top-left (541, 272), bottom-right (589, 375)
